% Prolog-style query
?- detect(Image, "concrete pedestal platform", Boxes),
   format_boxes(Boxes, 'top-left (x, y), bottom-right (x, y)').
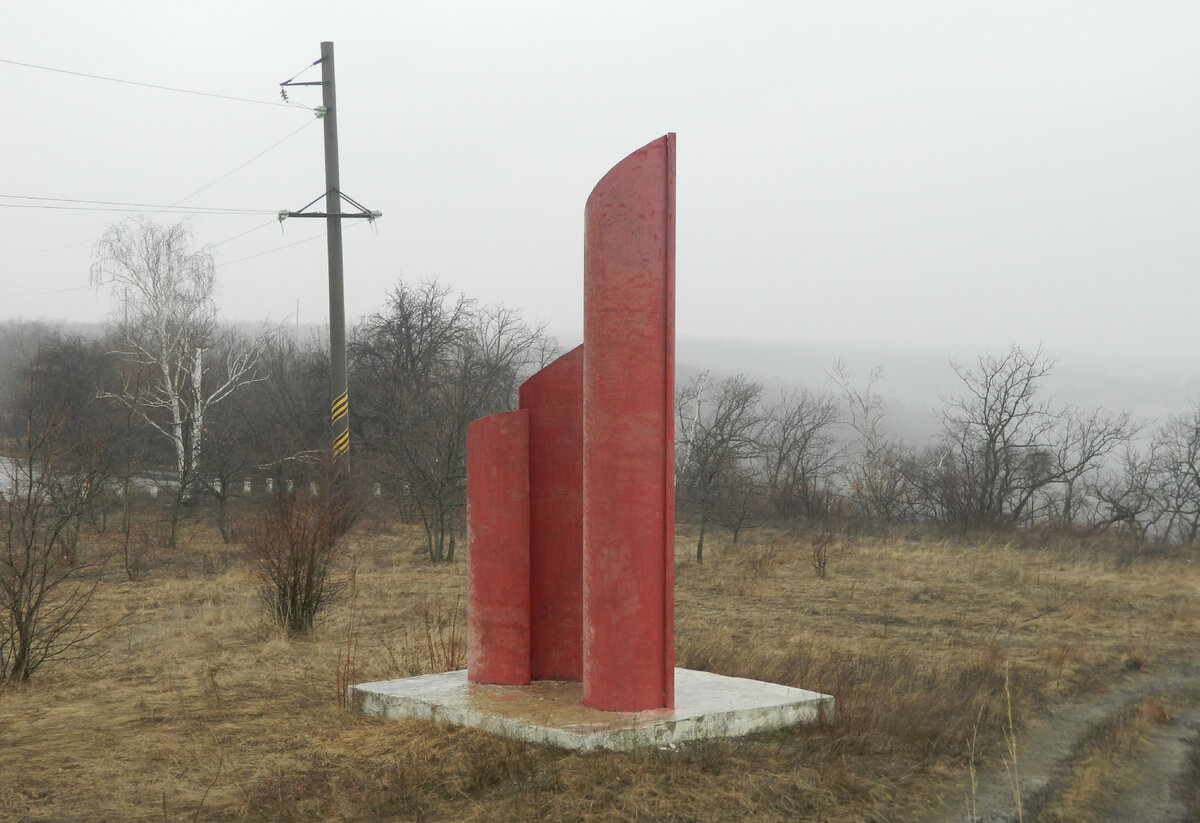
top-left (349, 668), bottom-right (832, 751)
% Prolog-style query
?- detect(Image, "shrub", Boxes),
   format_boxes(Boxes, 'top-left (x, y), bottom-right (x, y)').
top-left (242, 486), bottom-right (356, 635)
top-left (0, 409), bottom-right (105, 685)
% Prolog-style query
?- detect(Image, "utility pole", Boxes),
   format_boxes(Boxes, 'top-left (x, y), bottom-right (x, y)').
top-left (280, 42), bottom-right (380, 479)
top-left (320, 41), bottom-right (349, 473)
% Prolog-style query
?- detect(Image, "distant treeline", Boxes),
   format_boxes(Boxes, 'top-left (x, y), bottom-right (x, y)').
top-left (5, 222), bottom-right (1200, 559)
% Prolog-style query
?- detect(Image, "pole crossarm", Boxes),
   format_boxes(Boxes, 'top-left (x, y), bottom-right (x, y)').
top-left (280, 191), bottom-right (381, 221)
top-left (278, 57), bottom-right (325, 104)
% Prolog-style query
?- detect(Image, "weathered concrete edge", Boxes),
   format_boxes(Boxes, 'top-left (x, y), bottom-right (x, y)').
top-left (349, 670), bottom-right (834, 752)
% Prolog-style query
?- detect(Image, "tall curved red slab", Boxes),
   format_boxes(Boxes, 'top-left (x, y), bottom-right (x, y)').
top-left (466, 409), bottom-right (531, 685)
top-left (519, 345), bottom-right (585, 681)
top-left (582, 134), bottom-right (676, 711)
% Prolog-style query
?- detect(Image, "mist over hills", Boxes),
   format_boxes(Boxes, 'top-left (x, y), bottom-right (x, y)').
top-left (7, 318), bottom-right (1195, 447)
top-left (672, 337), bottom-right (1200, 446)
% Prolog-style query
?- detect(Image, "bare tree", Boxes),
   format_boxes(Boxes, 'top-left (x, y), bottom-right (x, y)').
top-left (934, 346), bottom-right (1061, 528)
top-left (832, 364), bottom-right (912, 523)
top-left (1091, 444), bottom-right (1161, 543)
top-left (352, 280), bottom-right (551, 561)
top-left (0, 366), bottom-right (105, 684)
top-left (1044, 407), bottom-right (1135, 526)
top-left (239, 331), bottom-right (330, 472)
top-left (760, 389), bottom-right (842, 520)
top-left (91, 219), bottom-right (271, 544)
top-left (1145, 407), bottom-right (1200, 545)
top-left (917, 345), bottom-right (1134, 532)
top-left (711, 464), bottom-right (764, 544)
top-left (675, 373), bottom-right (766, 562)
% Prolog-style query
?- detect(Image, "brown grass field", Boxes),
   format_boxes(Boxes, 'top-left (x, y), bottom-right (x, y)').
top-left (3, 513), bottom-right (1200, 822)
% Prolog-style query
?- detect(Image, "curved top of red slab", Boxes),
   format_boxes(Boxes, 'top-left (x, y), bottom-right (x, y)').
top-left (584, 134), bottom-right (676, 274)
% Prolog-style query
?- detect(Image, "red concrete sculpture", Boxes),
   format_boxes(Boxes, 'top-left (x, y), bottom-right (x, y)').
top-left (465, 409), bottom-right (531, 685)
top-left (466, 134), bottom-right (676, 712)
top-left (582, 134), bottom-right (676, 711)
top-left (520, 345), bottom-right (584, 682)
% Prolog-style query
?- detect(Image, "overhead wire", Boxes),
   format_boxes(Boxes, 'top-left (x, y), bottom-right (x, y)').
top-left (1, 53), bottom-right (382, 299)
top-left (164, 117), bottom-right (317, 210)
top-left (217, 216), bottom-right (376, 268)
top-left (0, 283), bottom-right (95, 297)
top-left (5, 213), bottom-right (379, 300)
top-left (0, 220), bottom-right (374, 296)
top-left (1, 113), bottom-right (317, 252)
top-left (218, 231), bottom-right (326, 267)
top-left (0, 195), bottom-right (274, 215)
top-left (0, 56), bottom-right (310, 109)
top-left (2, 236), bottom-right (95, 254)
top-left (207, 219), bottom-right (281, 250)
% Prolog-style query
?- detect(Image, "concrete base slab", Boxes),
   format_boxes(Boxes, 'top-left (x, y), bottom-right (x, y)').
top-left (349, 668), bottom-right (833, 751)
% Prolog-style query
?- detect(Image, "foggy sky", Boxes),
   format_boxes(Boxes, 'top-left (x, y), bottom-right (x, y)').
top-left (3, 1), bottom-right (1198, 363)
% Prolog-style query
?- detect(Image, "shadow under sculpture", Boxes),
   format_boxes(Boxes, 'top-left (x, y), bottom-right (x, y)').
top-left (467, 133), bottom-right (676, 712)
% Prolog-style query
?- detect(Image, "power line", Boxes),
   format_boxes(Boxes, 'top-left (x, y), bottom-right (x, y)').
top-left (208, 219), bottom-right (281, 250)
top-left (168, 118), bottom-right (318, 209)
top-left (1, 118), bottom-right (319, 252)
top-left (0, 194), bottom-right (274, 215)
top-left (3, 216), bottom-right (375, 298)
top-left (0, 56), bottom-right (308, 109)
top-left (0, 283), bottom-right (95, 297)
top-left (1, 237), bottom-right (94, 254)
top-left (0, 222), bottom-right (361, 294)
top-left (218, 230), bottom-right (327, 266)
top-left (216, 217), bottom-right (374, 268)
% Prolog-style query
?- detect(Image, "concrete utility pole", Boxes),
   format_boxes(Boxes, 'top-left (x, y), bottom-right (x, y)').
top-left (320, 41), bottom-right (350, 472)
top-left (281, 41), bottom-right (380, 477)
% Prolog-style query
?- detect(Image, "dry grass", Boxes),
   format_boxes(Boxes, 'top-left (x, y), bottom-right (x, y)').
top-left (3, 518), bottom-right (1200, 821)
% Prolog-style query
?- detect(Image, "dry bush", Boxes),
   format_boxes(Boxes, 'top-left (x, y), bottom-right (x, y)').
top-left (811, 532), bottom-right (834, 578)
top-left (242, 488), bottom-right (356, 636)
top-left (0, 416), bottom-right (106, 685)
top-left (419, 594), bottom-right (466, 672)
top-left (334, 572), bottom-right (360, 708)
top-left (732, 538), bottom-right (781, 577)
top-left (119, 518), bottom-right (171, 582)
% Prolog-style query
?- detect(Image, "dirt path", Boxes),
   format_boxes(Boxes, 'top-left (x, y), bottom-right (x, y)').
top-left (1094, 703), bottom-right (1200, 823)
top-left (920, 666), bottom-right (1200, 823)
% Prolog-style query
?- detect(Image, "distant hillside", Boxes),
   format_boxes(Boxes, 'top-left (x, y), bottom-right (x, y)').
top-left (672, 337), bottom-right (1200, 446)
top-left (17, 318), bottom-right (1194, 446)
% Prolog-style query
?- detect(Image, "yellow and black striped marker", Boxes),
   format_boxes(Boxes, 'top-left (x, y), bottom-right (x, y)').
top-left (332, 392), bottom-right (349, 457)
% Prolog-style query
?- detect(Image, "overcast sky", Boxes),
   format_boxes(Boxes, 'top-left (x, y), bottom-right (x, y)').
top-left (3, 2), bottom-right (1198, 364)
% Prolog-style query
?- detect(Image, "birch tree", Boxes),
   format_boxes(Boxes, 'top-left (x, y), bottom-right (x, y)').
top-left (91, 219), bottom-right (269, 544)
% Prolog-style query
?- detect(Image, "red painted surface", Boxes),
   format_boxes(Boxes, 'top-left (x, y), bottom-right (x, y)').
top-left (466, 409), bottom-right (531, 685)
top-left (519, 345), bottom-right (585, 681)
top-left (582, 134), bottom-right (676, 711)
